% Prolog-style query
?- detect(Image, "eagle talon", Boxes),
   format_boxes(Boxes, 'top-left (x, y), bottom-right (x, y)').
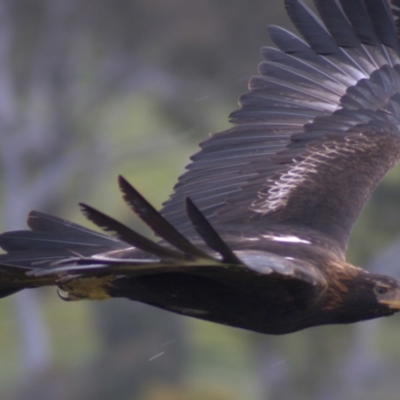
top-left (57, 288), bottom-right (71, 301)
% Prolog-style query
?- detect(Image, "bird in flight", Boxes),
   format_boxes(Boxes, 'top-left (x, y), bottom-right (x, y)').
top-left (1, 0), bottom-right (400, 335)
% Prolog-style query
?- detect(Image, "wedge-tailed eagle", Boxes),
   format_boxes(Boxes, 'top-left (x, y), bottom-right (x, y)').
top-left (1, 0), bottom-right (400, 334)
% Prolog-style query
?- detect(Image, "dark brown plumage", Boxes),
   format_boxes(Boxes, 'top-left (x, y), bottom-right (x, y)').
top-left (2, 0), bottom-right (400, 334)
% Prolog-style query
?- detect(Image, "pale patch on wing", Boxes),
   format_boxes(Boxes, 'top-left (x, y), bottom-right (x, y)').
top-left (235, 249), bottom-right (326, 286)
top-left (262, 234), bottom-right (311, 244)
top-left (251, 134), bottom-right (370, 214)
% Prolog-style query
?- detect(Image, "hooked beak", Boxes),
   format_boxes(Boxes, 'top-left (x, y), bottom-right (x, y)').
top-left (380, 300), bottom-right (400, 310)
top-left (379, 291), bottom-right (400, 310)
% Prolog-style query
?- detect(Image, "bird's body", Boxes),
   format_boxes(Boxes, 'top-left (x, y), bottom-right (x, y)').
top-left (2, 0), bottom-right (400, 334)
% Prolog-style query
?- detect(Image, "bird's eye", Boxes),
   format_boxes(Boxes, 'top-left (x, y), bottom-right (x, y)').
top-left (374, 285), bottom-right (389, 296)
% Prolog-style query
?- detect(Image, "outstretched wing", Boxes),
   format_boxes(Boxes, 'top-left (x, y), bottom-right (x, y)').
top-left (0, 177), bottom-right (326, 309)
top-left (161, 0), bottom-right (400, 254)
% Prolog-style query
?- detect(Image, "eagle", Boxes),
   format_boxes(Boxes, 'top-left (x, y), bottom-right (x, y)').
top-left (1, 0), bottom-right (400, 335)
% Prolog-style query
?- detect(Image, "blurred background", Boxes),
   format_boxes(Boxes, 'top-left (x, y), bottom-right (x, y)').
top-left (1, 0), bottom-right (400, 399)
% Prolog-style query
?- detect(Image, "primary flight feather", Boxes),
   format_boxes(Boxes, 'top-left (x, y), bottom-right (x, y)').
top-left (1, 0), bottom-right (400, 334)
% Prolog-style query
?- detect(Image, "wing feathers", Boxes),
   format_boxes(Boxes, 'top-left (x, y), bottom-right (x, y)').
top-left (285, 0), bottom-right (339, 56)
top-left (313, 0), bottom-right (360, 49)
top-left (118, 176), bottom-right (212, 259)
top-left (3, 1), bottom-right (400, 275)
top-left (369, 1), bottom-right (399, 50)
top-left (79, 203), bottom-right (183, 260)
top-left (267, 26), bottom-right (360, 83)
top-left (185, 198), bottom-right (242, 264)
top-left (161, 0), bottom-right (400, 254)
top-left (0, 211), bottom-right (126, 267)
